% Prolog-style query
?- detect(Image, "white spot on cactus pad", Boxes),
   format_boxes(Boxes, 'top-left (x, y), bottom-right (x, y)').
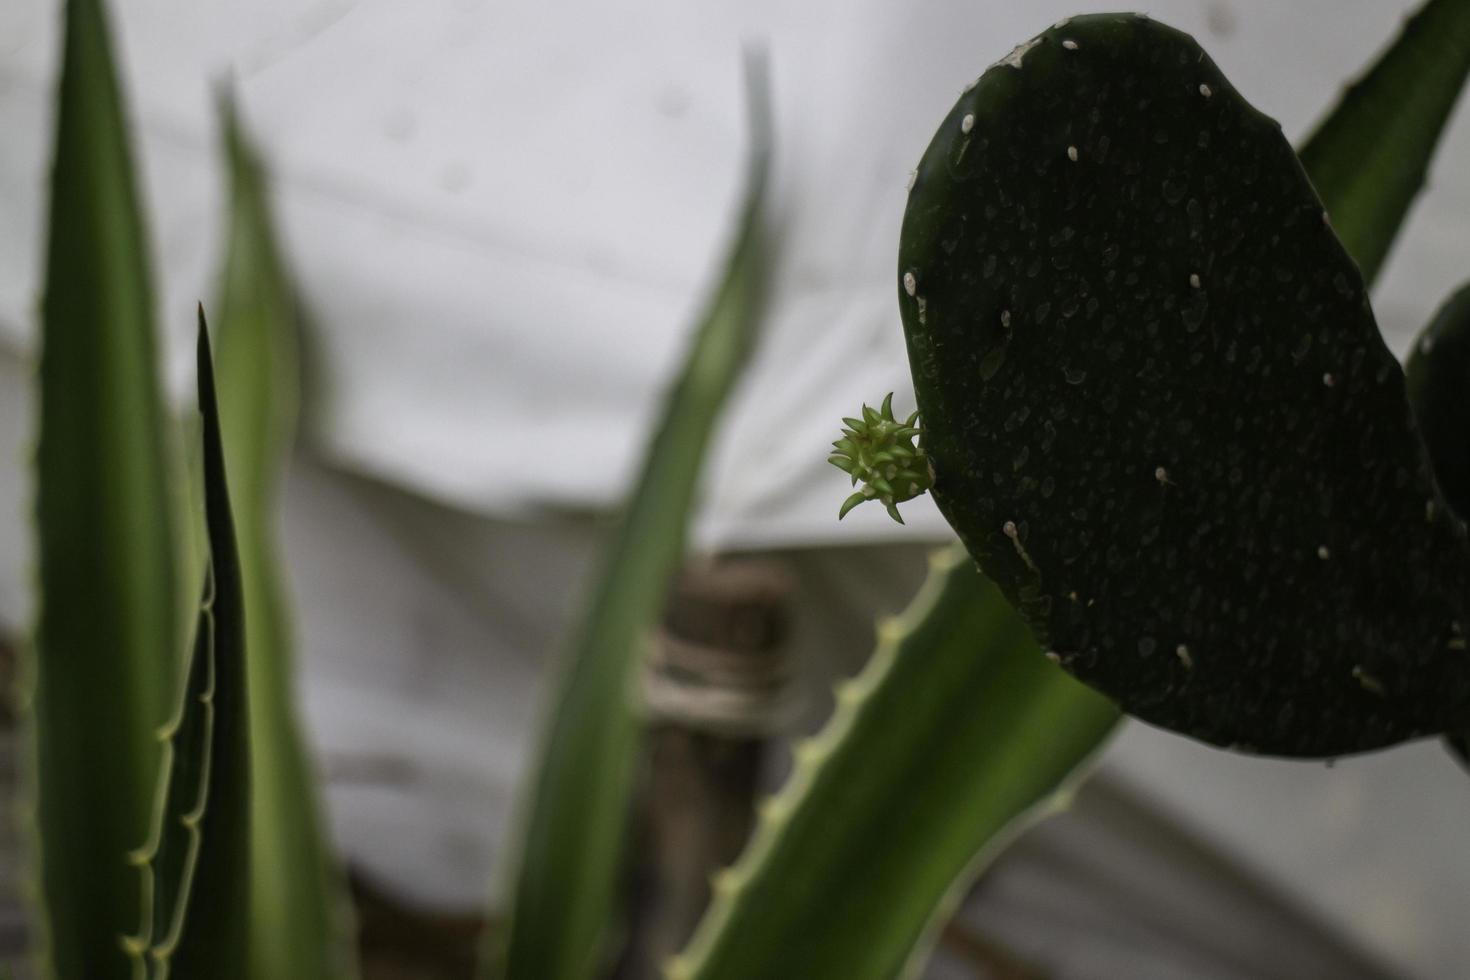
top-left (995, 37), bottom-right (1042, 70)
top-left (961, 113), bottom-right (975, 134)
top-left (1175, 644), bottom-right (1193, 669)
top-left (1322, 372), bottom-right (1336, 387)
top-left (1189, 273), bottom-right (1201, 288)
top-left (1317, 545), bottom-right (1331, 560)
top-left (1003, 520), bottom-right (1019, 539)
top-left (1067, 145), bottom-right (1079, 162)
top-left (1199, 83), bottom-right (1213, 98)
top-left (903, 271), bottom-right (917, 296)
top-left (1062, 39), bottom-right (1079, 50)
top-left (1353, 666), bottom-right (1386, 696)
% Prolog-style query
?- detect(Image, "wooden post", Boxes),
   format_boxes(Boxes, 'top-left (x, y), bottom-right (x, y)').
top-left (616, 558), bottom-right (793, 979)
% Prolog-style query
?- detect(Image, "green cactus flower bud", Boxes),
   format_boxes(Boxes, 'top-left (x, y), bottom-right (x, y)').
top-left (829, 393), bottom-right (932, 524)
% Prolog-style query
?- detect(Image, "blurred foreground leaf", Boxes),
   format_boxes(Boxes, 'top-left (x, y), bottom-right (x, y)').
top-left (1298, 0), bottom-right (1470, 286)
top-left (124, 313), bottom-right (252, 980)
top-left (213, 97), bottom-right (359, 980)
top-left (32, 0), bottom-right (179, 975)
top-left (490, 53), bottom-right (772, 980)
top-left (672, 547), bottom-right (1119, 980)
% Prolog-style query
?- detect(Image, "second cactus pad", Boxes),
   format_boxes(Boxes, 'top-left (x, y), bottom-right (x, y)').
top-left (898, 14), bottom-right (1470, 755)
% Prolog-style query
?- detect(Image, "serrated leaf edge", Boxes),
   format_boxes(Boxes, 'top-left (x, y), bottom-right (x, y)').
top-left (121, 563), bottom-right (218, 980)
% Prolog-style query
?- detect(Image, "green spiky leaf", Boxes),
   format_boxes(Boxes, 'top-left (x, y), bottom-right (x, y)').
top-left (1298, 0), bottom-right (1470, 286)
top-left (31, 0), bottom-right (181, 975)
top-left (121, 570), bottom-right (219, 979)
top-left (125, 312), bottom-right (251, 980)
top-left (671, 546), bottom-right (1119, 980)
top-left (212, 96), bottom-right (358, 980)
top-left (898, 13), bottom-right (1470, 755)
top-left (489, 52), bottom-right (771, 980)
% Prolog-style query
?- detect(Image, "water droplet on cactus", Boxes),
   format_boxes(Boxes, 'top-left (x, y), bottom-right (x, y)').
top-left (1180, 290), bottom-right (1208, 332)
top-left (978, 345), bottom-right (1007, 381)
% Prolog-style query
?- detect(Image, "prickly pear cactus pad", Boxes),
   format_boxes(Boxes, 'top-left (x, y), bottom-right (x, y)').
top-left (1407, 283), bottom-right (1470, 522)
top-left (898, 13), bottom-right (1470, 755)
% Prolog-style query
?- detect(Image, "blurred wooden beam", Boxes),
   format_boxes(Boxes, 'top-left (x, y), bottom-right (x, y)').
top-left (616, 558), bottom-right (793, 980)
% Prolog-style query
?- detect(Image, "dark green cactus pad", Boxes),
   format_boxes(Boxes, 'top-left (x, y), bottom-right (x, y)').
top-left (1405, 282), bottom-right (1470, 766)
top-left (1407, 283), bottom-right (1470, 521)
top-left (898, 13), bottom-right (1470, 755)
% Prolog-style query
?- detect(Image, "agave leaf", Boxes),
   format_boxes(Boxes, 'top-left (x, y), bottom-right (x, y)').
top-left (212, 96), bottom-right (359, 980)
top-left (170, 313), bottom-right (252, 978)
top-left (123, 312), bottom-right (251, 980)
top-left (121, 570), bottom-right (218, 980)
top-left (488, 52), bottom-right (771, 980)
top-left (671, 547), bottom-right (1119, 980)
top-left (31, 0), bottom-right (180, 975)
top-left (1298, 0), bottom-right (1470, 286)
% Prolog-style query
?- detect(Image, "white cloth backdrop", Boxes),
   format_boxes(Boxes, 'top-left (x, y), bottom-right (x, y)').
top-left (2, 0), bottom-right (1470, 975)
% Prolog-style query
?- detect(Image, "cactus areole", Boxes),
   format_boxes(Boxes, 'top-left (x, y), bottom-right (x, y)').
top-left (897, 14), bottom-right (1470, 755)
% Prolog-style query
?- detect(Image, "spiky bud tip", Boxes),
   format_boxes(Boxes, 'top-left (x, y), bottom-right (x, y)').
top-left (828, 392), bottom-right (931, 524)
